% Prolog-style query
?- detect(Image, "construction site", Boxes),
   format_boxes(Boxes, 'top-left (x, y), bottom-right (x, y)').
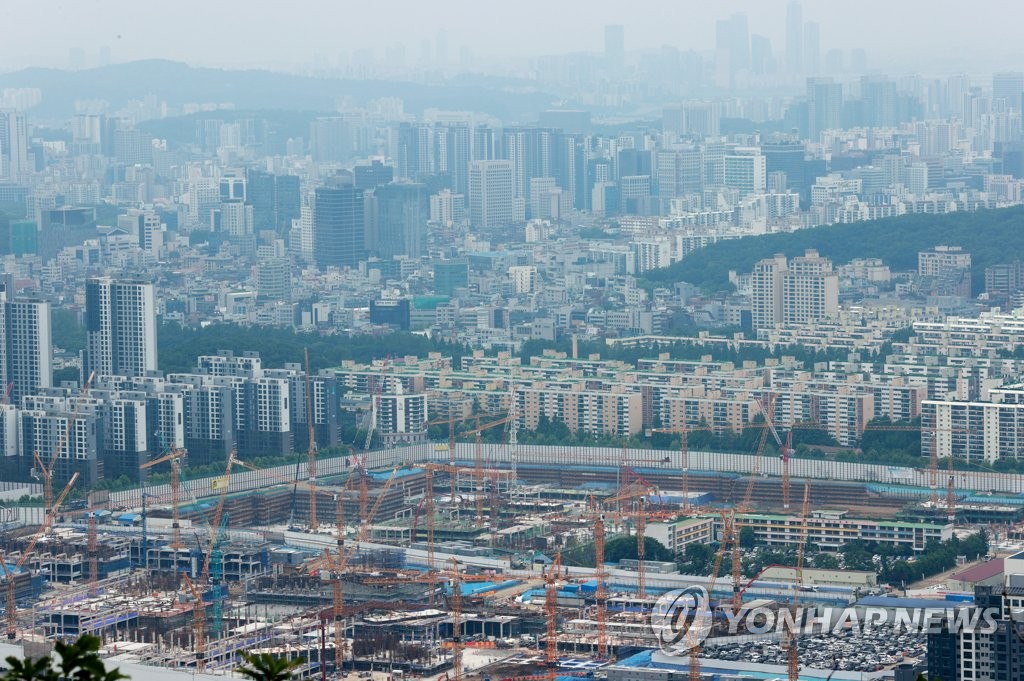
top-left (0, 376), bottom-right (1018, 681)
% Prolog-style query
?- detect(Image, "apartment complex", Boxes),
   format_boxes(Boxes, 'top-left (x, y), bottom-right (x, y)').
top-left (1, 351), bottom-right (338, 485)
top-left (334, 349), bottom-right (931, 447)
top-left (750, 249), bottom-right (838, 330)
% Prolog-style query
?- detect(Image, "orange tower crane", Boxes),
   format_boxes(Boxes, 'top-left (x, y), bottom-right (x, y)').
top-left (730, 426), bottom-right (772, 614)
top-left (647, 424), bottom-right (717, 512)
top-left (608, 467), bottom-right (656, 601)
top-left (687, 516), bottom-right (729, 681)
top-left (543, 553), bottom-right (562, 681)
top-left (784, 482), bottom-right (812, 681)
top-left (140, 448), bottom-right (186, 549)
top-left (0, 472), bottom-right (79, 640)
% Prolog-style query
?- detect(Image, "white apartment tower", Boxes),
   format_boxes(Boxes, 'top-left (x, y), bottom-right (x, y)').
top-left (84, 278), bottom-right (158, 379)
top-left (0, 286), bottom-right (52, 404)
top-left (751, 250), bottom-right (838, 330)
top-left (751, 254), bottom-right (787, 331)
top-left (782, 249), bottom-right (839, 325)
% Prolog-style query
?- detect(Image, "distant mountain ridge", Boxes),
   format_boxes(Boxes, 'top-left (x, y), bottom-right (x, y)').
top-left (0, 59), bottom-right (556, 122)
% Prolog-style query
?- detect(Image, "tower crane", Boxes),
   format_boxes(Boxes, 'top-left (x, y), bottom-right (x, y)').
top-left (686, 513), bottom-right (729, 681)
top-left (140, 448), bottom-right (186, 549)
top-left (587, 495), bottom-right (608, 659)
top-left (784, 483), bottom-right (812, 681)
top-left (543, 552), bottom-right (562, 681)
top-left (647, 423), bottom-right (717, 512)
top-left (730, 426), bottom-right (772, 614)
top-left (756, 395), bottom-right (794, 510)
top-left (184, 449), bottom-right (241, 673)
top-left (606, 467), bottom-right (656, 601)
top-left (34, 372), bottom-right (95, 533)
top-left (0, 472), bottom-right (79, 640)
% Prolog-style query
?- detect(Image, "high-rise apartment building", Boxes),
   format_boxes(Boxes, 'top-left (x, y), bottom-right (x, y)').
top-left (0, 109), bottom-right (28, 180)
top-left (782, 249), bottom-right (839, 325)
top-left (314, 182), bottom-right (365, 269)
top-left (751, 250), bottom-right (838, 330)
top-left (83, 278), bottom-right (158, 379)
top-left (469, 160), bottom-right (514, 229)
top-left (751, 254), bottom-right (787, 331)
top-left (919, 245), bottom-right (972, 298)
top-left (0, 286), bottom-right (52, 404)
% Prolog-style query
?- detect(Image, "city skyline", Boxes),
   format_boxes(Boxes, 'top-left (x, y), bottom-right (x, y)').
top-left (2, 0), bottom-right (1024, 74)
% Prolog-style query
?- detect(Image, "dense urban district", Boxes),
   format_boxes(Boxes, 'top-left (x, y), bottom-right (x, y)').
top-left (3, 5), bottom-right (1024, 681)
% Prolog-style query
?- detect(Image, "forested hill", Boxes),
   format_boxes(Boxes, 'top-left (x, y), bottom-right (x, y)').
top-left (643, 205), bottom-right (1024, 292)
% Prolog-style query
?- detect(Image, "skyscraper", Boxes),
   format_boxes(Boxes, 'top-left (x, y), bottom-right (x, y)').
top-left (807, 77), bottom-right (843, 139)
top-left (0, 286), bottom-right (51, 404)
top-left (993, 71), bottom-right (1024, 112)
top-left (0, 109), bottom-right (28, 180)
top-left (370, 183), bottom-right (428, 259)
top-left (353, 159), bottom-right (395, 192)
top-left (604, 25), bottom-right (624, 71)
top-left (434, 123), bottom-right (471, 198)
top-left (861, 76), bottom-right (898, 127)
top-left (274, 174), bottom-right (301, 232)
top-left (246, 168), bottom-right (277, 232)
top-left (785, 2), bottom-right (803, 74)
top-left (314, 182), bottom-right (365, 269)
top-left (723, 149), bottom-right (767, 198)
top-left (83, 278), bottom-right (158, 379)
top-left (715, 13), bottom-right (750, 78)
top-left (469, 160), bottom-right (514, 229)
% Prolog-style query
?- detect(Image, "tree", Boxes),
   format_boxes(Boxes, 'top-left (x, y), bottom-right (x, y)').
top-left (237, 653), bottom-right (304, 681)
top-left (603, 535), bottom-right (674, 563)
top-left (812, 553), bottom-right (840, 570)
top-left (678, 542), bottom-right (713, 573)
top-left (739, 526), bottom-right (758, 549)
top-left (2, 634), bottom-right (128, 681)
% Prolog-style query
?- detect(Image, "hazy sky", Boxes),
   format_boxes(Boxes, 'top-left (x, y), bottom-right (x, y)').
top-left (1, 0), bottom-right (1021, 73)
